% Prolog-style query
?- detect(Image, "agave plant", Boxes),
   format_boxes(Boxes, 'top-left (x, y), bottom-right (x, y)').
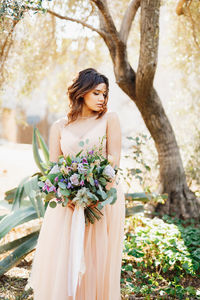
top-left (0, 127), bottom-right (48, 276)
top-left (0, 127), bottom-right (167, 276)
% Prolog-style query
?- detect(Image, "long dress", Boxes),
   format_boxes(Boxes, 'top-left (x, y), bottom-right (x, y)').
top-left (27, 112), bottom-right (125, 300)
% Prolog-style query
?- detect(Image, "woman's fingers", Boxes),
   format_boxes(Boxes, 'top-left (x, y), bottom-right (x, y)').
top-left (67, 199), bottom-right (75, 211)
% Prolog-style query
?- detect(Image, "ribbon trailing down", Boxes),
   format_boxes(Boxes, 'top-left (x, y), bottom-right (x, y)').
top-left (67, 205), bottom-right (86, 299)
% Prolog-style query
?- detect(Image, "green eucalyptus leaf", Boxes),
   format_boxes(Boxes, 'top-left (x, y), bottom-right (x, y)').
top-left (66, 155), bottom-right (72, 165)
top-left (49, 201), bottom-right (57, 208)
top-left (63, 197), bottom-right (69, 206)
top-left (89, 177), bottom-right (95, 186)
top-left (58, 182), bottom-right (67, 189)
top-left (60, 189), bottom-right (70, 196)
top-left (76, 149), bottom-right (83, 157)
top-left (79, 141), bottom-right (84, 147)
top-left (97, 188), bottom-right (107, 200)
top-left (98, 177), bottom-right (107, 186)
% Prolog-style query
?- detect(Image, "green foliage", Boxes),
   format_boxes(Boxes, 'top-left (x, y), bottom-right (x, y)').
top-left (122, 134), bottom-right (158, 192)
top-left (185, 130), bottom-right (200, 186)
top-left (0, 0), bottom-right (44, 23)
top-left (123, 134), bottom-right (152, 188)
top-left (162, 215), bottom-right (200, 271)
top-left (32, 126), bottom-right (47, 174)
top-left (122, 134), bottom-right (167, 211)
top-left (0, 127), bottom-right (48, 276)
top-left (121, 215), bottom-right (200, 299)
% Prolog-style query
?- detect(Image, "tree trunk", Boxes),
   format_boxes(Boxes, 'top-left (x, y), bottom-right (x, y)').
top-left (96, 0), bottom-right (200, 219)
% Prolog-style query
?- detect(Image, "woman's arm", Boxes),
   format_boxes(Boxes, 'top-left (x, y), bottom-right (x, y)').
top-left (106, 112), bottom-right (122, 190)
top-left (106, 112), bottom-right (122, 169)
top-left (49, 119), bottom-right (75, 210)
top-left (49, 120), bottom-right (63, 163)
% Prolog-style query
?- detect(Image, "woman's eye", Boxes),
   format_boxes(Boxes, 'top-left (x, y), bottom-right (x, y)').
top-left (93, 92), bottom-right (99, 95)
top-left (103, 94), bottom-right (107, 98)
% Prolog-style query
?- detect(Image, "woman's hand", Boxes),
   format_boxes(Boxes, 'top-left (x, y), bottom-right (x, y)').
top-left (107, 154), bottom-right (115, 167)
top-left (67, 199), bottom-right (75, 211)
top-left (105, 180), bottom-right (114, 191)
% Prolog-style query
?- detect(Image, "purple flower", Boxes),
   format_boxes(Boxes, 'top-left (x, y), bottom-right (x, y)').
top-left (60, 178), bottom-right (64, 182)
top-left (42, 184), bottom-right (47, 191)
top-left (42, 179), bottom-right (56, 193)
top-left (80, 179), bottom-right (85, 186)
top-left (48, 185), bottom-right (56, 192)
top-left (67, 182), bottom-right (73, 189)
top-left (94, 179), bottom-right (99, 187)
top-left (88, 150), bottom-right (94, 155)
top-left (82, 157), bottom-right (88, 164)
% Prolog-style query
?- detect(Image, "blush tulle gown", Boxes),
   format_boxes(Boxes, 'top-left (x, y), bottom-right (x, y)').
top-left (27, 112), bottom-right (125, 300)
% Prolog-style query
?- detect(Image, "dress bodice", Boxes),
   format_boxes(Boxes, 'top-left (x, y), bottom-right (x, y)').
top-left (59, 113), bottom-right (108, 158)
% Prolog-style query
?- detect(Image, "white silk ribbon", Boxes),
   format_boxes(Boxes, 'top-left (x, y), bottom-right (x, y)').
top-left (67, 205), bottom-right (86, 299)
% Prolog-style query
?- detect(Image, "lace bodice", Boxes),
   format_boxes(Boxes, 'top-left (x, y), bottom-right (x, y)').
top-left (48, 111), bottom-right (122, 170)
top-left (60, 114), bottom-right (107, 158)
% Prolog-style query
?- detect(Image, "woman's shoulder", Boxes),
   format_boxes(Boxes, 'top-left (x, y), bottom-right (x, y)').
top-left (105, 111), bottom-right (120, 122)
top-left (50, 116), bottom-right (68, 133)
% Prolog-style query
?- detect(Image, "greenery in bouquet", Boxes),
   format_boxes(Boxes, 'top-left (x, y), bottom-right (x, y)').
top-left (38, 138), bottom-right (118, 224)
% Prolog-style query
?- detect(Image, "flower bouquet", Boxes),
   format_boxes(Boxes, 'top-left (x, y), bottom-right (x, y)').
top-left (38, 143), bottom-right (118, 224)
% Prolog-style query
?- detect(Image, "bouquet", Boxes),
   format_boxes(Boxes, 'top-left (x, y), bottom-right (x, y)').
top-left (38, 142), bottom-right (118, 224)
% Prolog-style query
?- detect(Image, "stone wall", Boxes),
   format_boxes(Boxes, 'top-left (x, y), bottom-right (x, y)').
top-left (1, 108), bottom-right (49, 144)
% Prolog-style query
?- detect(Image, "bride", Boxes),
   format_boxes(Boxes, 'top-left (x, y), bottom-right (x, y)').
top-left (27, 68), bottom-right (125, 300)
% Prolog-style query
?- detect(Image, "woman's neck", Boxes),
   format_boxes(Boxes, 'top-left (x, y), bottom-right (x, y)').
top-left (80, 105), bottom-right (97, 118)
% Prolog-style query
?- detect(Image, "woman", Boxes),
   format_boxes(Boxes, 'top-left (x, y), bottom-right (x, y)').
top-left (27, 68), bottom-right (125, 300)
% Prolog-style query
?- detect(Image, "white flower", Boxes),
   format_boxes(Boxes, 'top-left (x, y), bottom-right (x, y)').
top-left (103, 165), bottom-right (115, 179)
top-left (49, 164), bottom-right (60, 174)
top-left (71, 162), bottom-right (78, 171)
top-left (70, 173), bottom-right (79, 186)
top-left (45, 179), bottom-right (52, 186)
top-left (60, 165), bottom-right (70, 175)
top-left (57, 187), bottom-right (62, 198)
top-left (72, 187), bottom-right (90, 207)
top-left (77, 163), bottom-right (88, 174)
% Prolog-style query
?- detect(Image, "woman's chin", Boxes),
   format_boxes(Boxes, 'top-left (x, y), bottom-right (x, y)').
top-left (92, 107), bottom-right (102, 112)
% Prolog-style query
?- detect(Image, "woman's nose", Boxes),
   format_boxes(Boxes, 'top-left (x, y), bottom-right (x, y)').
top-left (98, 94), bottom-right (104, 101)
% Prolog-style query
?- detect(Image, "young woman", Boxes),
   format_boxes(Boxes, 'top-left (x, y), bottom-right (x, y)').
top-left (27, 68), bottom-right (125, 300)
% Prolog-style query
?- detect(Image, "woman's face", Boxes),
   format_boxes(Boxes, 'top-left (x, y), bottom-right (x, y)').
top-left (83, 83), bottom-right (107, 112)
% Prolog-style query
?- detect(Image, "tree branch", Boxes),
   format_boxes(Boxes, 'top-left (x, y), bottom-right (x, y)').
top-left (119, 0), bottom-right (140, 44)
top-left (176, 0), bottom-right (187, 15)
top-left (91, 0), bottom-right (118, 40)
top-left (25, 6), bottom-right (106, 38)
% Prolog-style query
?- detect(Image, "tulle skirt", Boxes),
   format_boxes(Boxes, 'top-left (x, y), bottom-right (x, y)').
top-left (27, 181), bottom-right (125, 300)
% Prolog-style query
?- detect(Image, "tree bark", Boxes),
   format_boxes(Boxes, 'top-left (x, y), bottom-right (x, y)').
top-left (93, 0), bottom-right (200, 219)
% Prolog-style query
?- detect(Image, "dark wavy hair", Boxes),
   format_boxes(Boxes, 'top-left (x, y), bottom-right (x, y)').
top-left (66, 68), bottom-right (109, 124)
